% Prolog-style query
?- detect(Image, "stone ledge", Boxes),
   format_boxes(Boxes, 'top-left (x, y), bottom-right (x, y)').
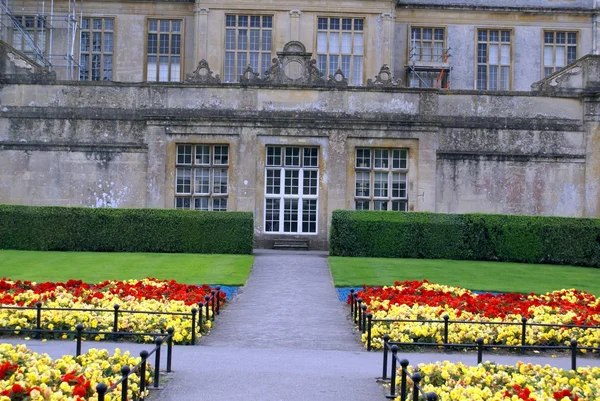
top-left (0, 141), bottom-right (148, 153)
top-left (437, 151), bottom-right (586, 163)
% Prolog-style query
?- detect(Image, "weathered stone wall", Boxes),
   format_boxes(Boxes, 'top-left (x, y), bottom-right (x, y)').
top-left (0, 76), bottom-right (595, 248)
top-left (0, 116), bottom-right (148, 207)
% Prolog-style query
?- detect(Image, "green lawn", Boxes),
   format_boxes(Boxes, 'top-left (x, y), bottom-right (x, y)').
top-left (329, 257), bottom-right (600, 296)
top-left (0, 250), bottom-right (254, 285)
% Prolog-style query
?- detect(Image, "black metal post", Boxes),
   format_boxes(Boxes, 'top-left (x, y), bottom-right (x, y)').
top-left (76, 324), bottom-right (84, 356)
top-left (215, 286), bottom-right (221, 315)
top-left (166, 327), bottom-right (174, 373)
top-left (361, 304), bottom-right (367, 334)
top-left (349, 289), bottom-right (355, 318)
top-left (113, 304), bottom-right (120, 342)
top-left (36, 302), bottom-right (42, 340)
top-left (389, 345), bottom-right (398, 398)
top-left (476, 337), bottom-right (483, 364)
top-left (96, 383), bottom-right (107, 401)
top-left (198, 302), bottom-right (204, 333)
top-left (210, 291), bottom-right (216, 321)
top-left (412, 372), bottom-right (422, 401)
top-left (356, 298), bottom-right (362, 325)
top-left (521, 317), bottom-right (527, 353)
top-left (353, 293), bottom-right (358, 322)
top-left (426, 392), bottom-right (438, 401)
top-left (153, 337), bottom-right (163, 388)
top-left (400, 359), bottom-right (409, 401)
top-left (190, 308), bottom-right (197, 345)
top-left (205, 295), bottom-right (210, 321)
top-left (382, 334), bottom-right (390, 380)
top-left (120, 365), bottom-right (130, 401)
top-left (367, 313), bottom-right (373, 351)
top-left (139, 350), bottom-right (148, 398)
top-left (443, 315), bottom-right (449, 349)
top-left (571, 339), bottom-right (577, 371)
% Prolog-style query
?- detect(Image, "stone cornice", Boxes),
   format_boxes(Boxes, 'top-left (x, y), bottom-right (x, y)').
top-left (397, 3), bottom-right (596, 14)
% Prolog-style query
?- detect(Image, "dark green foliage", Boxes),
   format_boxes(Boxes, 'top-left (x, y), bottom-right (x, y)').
top-left (0, 205), bottom-right (254, 254)
top-left (329, 210), bottom-right (600, 267)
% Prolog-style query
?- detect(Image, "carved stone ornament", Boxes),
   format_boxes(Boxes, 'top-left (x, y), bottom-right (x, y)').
top-left (239, 65), bottom-right (261, 84)
top-left (185, 59), bottom-right (221, 84)
top-left (307, 58), bottom-right (325, 86)
top-left (263, 58), bottom-right (291, 85)
top-left (531, 61), bottom-right (582, 91)
top-left (367, 64), bottom-right (400, 87)
top-left (327, 67), bottom-right (348, 87)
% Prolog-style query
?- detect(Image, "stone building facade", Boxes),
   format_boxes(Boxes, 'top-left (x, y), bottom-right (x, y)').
top-left (0, 0), bottom-right (599, 249)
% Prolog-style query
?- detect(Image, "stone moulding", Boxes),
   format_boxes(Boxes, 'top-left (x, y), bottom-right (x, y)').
top-left (185, 59), bottom-right (221, 84)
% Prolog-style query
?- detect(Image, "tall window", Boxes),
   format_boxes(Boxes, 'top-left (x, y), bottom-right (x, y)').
top-left (408, 27), bottom-right (447, 88)
top-left (147, 19), bottom-right (182, 82)
top-left (265, 146), bottom-right (319, 234)
top-left (354, 148), bottom-right (408, 211)
top-left (80, 18), bottom-right (114, 81)
top-left (477, 29), bottom-right (512, 90)
top-left (317, 17), bottom-right (364, 85)
top-left (409, 27), bottom-right (445, 62)
top-left (224, 15), bottom-right (272, 82)
top-left (175, 144), bottom-right (229, 211)
top-left (11, 15), bottom-right (47, 62)
top-left (543, 31), bottom-right (577, 77)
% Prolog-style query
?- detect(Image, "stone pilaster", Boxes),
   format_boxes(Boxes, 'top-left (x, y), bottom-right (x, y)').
top-left (194, 6), bottom-right (210, 66)
top-left (380, 12), bottom-right (394, 68)
top-left (289, 10), bottom-right (302, 42)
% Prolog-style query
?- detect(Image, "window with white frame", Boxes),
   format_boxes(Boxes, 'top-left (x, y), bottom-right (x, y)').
top-left (476, 29), bottom-right (512, 90)
top-left (11, 15), bottom-right (47, 63)
top-left (354, 148), bottom-right (408, 211)
top-left (175, 144), bottom-right (229, 211)
top-left (543, 31), bottom-right (577, 77)
top-left (146, 19), bottom-right (182, 82)
top-left (224, 15), bottom-right (273, 82)
top-left (80, 18), bottom-right (114, 81)
top-left (317, 17), bottom-right (364, 85)
top-left (264, 146), bottom-right (319, 234)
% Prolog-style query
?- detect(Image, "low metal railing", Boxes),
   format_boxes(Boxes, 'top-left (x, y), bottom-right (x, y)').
top-left (96, 328), bottom-right (175, 401)
top-left (349, 290), bottom-right (600, 352)
top-left (0, 287), bottom-right (221, 344)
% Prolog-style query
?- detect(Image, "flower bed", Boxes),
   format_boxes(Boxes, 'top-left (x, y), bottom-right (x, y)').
top-left (0, 343), bottom-right (150, 400)
top-left (400, 361), bottom-right (600, 401)
top-left (0, 278), bottom-right (226, 344)
top-left (352, 280), bottom-right (600, 350)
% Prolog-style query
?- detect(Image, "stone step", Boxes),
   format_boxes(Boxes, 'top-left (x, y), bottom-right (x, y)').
top-left (273, 239), bottom-right (309, 250)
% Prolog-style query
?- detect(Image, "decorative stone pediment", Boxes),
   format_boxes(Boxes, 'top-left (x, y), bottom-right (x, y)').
top-left (367, 65), bottom-right (400, 88)
top-left (185, 59), bottom-right (220, 84)
top-left (327, 67), bottom-right (348, 87)
top-left (241, 41), bottom-right (338, 87)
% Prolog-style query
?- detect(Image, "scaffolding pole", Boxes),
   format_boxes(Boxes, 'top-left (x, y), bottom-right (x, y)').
top-left (1, 0), bottom-right (82, 77)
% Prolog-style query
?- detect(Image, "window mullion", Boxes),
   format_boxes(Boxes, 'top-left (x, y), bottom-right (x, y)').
top-left (297, 193), bottom-right (303, 234)
top-left (279, 188), bottom-right (285, 234)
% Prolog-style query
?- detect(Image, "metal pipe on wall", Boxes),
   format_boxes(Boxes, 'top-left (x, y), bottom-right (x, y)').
top-left (594, 0), bottom-right (598, 55)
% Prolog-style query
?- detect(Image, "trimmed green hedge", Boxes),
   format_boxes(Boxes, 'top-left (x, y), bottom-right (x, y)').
top-left (0, 205), bottom-right (254, 254)
top-left (329, 210), bottom-right (600, 267)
